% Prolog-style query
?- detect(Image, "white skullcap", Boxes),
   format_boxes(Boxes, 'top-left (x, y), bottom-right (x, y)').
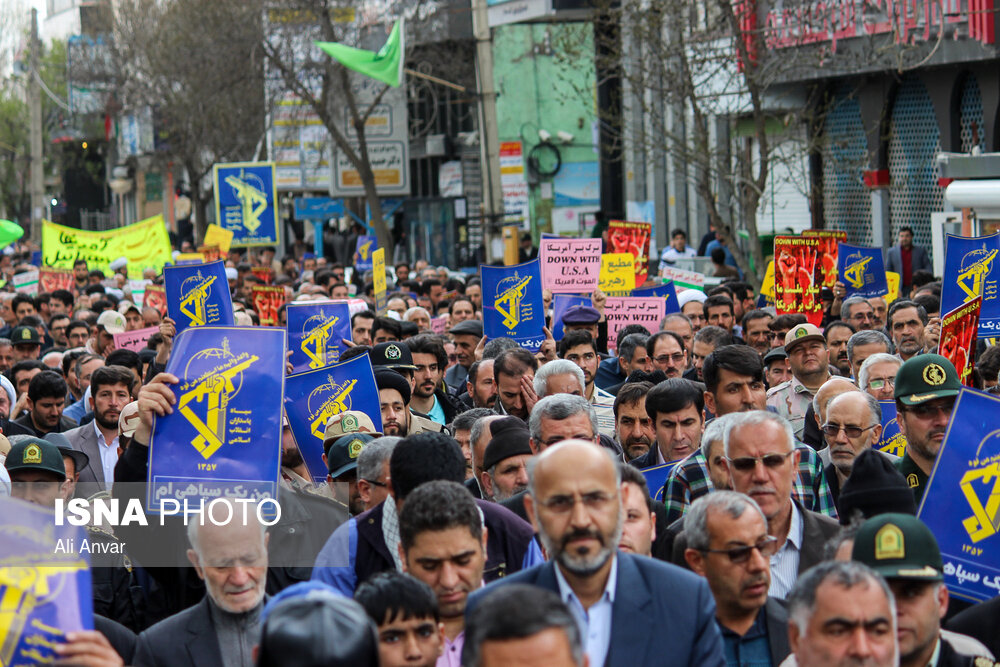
top-left (677, 289), bottom-right (707, 307)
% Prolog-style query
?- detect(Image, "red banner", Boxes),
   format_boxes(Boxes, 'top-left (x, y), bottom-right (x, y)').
top-left (774, 236), bottom-right (822, 326)
top-left (608, 220), bottom-right (652, 287)
top-left (251, 267), bottom-right (275, 285)
top-left (251, 285), bottom-right (286, 326)
top-left (143, 285), bottom-right (167, 317)
top-left (39, 268), bottom-right (75, 294)
top-left (802, 230), bottom-right (847, 289)
top-left (939, 296), bottom-right (980, 386)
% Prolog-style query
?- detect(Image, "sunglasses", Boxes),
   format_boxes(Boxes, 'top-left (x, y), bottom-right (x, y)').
top-left (726, 451), bottom-right (794, 472)
top-left (701, 535), bottom-right (779, 564)
top-left (822, 423), bottom-right (877, 439)
top-left (867, 378), bottom-right (894, 390)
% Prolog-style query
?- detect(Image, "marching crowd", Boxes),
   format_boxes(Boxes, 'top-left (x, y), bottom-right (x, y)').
top-left (2, 234), bottom-right (999, 667)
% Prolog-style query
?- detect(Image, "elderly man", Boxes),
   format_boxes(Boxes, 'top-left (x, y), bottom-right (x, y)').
top-left (446, 320), bottom-right (484, 394)
top-left (527, 394), bottom-right (599, 454)
top-left (802, 376), bottom-right (860, 451)
top-left (134, 508), bottom-right (270, 666)
top-left (888, 300), bottom-right (933, 361)
top-left (847, 330), bottom-right (893, 380)
top-left (742, 310), bottom-right (775, 357)
top-left (468, 440), bottom-right (726, 666)
top-left (868, 295), bottom-right (888, 330)
top-left (613, 381), bottom-right (655, 461)
top-left (763, 347), bottom-right (791, 388)
top-left (684, 492), bottom-right (791, 667)
top-left (463, 585), bottom-right (585, 667)
top-left (840, 296), bottom-right (877, 331)
top-left (356, 436), bottom-right (398, 512)
top-left (821, 391), bottom-right (883, 510)
top-left (536, 357), bottom-right (614, 438)
top-left (786, 561), bottom-right (898, 667)
top-left (479, 426), bottom-right (533, 503)
top-left (468, 415), bottom-right (507, 497)
top-left (858, 353), bottom-right (902, 402)
top-left (718, 411), bottom-right (839, 598)
top-left (767, 324), bottom-right (831, 440)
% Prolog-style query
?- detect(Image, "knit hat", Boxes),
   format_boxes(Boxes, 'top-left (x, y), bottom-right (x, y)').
top-left (482, 425), bottom-right (533, 471)
top-left (837, 448), bottom-right (917, 525)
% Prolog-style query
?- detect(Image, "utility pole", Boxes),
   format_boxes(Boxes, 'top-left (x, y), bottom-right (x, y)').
top-left (471, 0), bottom-right (503, 262)
top-left (29, 8), bottom-right (43, 244)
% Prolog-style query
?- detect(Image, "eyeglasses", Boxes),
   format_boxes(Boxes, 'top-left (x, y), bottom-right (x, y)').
top-left (905, 401), bottom-right (955, 418)
top-left (538, 491), bottom-right (616, 514)
top-left (701, 536), bottom-right (779, 564)
top-left (362, 479), bottom-right (387, 488)
top-left (654, 353), bottom-right (686, 365)
top-left (726, 451), bottom-right (794, 472)
top-left (822, 423), bottom-right (877, 439)
top-left (867, 378), bottom-right (895, 390)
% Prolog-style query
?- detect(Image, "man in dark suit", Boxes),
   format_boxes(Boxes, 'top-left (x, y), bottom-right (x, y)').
top-left (133, 515), bottom-right (270, 667)
top-left (715, 410), bottom-right (839, 598)
top-left (468, 440), bottom-right (725, 667)
top-left (64, 365), bottom-right (134, 494)
top-left (683, 491), bottom-right (791, 666)
top-left (885, 226), bottom-right (932, 293)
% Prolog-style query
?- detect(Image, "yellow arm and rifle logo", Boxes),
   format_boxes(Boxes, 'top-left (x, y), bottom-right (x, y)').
top-left (957, 248), bottom-right (998, 302)
top-left (843, 255), bottom-right (873, 289)
top-left (0, 562), bottom-right (87, 664)
top-left (225, 172), bottom-right (267, 234)
top-left (358, 240), bottom-right (373, 261)
top-left (960, 431), bottom-right (1000, 543)
top-left (302, 317), bottom-right (340, 370)
top-left (309, 378), bottom-right (357, 440)
top-left (179, 274), bottom-right (216, 327)
top-left (495, 275), bottom-right (532, 330)
top-left (180, 355), bottom-right (259, 459)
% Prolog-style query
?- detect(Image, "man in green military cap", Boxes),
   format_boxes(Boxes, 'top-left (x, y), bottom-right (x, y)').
top-left (893, 354), bottom-right (962, 506)
top-left (853, 513), bottom-right (996, 667)
top-left (5, 437), bottom-right (67, 506)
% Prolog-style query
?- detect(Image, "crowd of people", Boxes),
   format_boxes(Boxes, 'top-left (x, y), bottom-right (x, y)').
top-left (1, 236), bottom-right (998, 667)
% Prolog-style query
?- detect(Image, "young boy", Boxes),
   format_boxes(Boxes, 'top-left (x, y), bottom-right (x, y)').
top-left (355, 571), bottom-right (445, 667)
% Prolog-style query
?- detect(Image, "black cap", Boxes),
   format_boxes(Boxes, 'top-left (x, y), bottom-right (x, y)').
top-left (562, 305), bottom-right (600, 325)
top-left (370, 342), bottom-right (417, 371)
top-left (837, 449), bottom-right (916, 525)
top-left (326, 433), bottom-right (375, 478)
top-left (490, 416), bottom-right (531, 440)
top-left (258, 588), bottom-right (379, 667)
top-left (10, 326), bottom-right (40, 346)
top-left (763, 346), bottom-right (788, 366)
top-left (623, 369), bottom-right (667, 385)
top-left (374, 368), bottom-right (411, 405)
top-left (449, 319), bottom-right (484, 338)
top-left (399, 320), bottom-right (419, 338)
top-left (5, 438), bottom-right (66, 480)
top-left (482, 425), bottom-right (532, 471)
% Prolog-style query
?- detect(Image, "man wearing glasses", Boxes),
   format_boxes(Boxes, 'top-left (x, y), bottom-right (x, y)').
top-left (821, 391), bottom-right (886, 511)
top-left (647, 330), bottom-right (689, 379)
top-left (684, 492), bottom-right (792, 667)
top-left (892, 355), bottom-right (961, 506)
top-left (718, 411), bottom-right (839, 598)
top-left (840, 296), bottom-right (877, 331)
top-left (857, 353), bottom-right (901, 401)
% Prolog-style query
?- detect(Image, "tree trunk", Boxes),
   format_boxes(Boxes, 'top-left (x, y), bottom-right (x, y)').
top-left (358, 162), bottom-right (393, 259)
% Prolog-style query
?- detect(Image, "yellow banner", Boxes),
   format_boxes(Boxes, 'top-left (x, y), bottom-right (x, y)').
top-left (598, 253), bottom-right (635, 293)
top-left (760, 260), bottom-right (775, 298)
top-left (204, 224), bottom-right (234, 254)
top-left (42, 216), bottom-right (173, 278)
top-left (372, 247), bottom-right (387, 313)
top-left (885, 271), bottom-right (901, 303)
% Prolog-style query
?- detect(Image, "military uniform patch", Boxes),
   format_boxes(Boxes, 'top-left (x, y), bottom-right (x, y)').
top-left (874, 524), bottom-right (905, 560)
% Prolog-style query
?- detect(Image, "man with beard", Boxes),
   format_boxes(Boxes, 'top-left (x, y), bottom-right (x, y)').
top-left (468, 440), bottom-right (725, 666)
top-left (742, 310), bottom-right (775, 357)
top-left (824, 321), bottom-right (855, 377)
top-left (613, 382), bottom-right (655, 461)
top-left (559, 331), bottom-right (615, 434)
top-left (446, 320), bottom-right (483, 394)
top-left (684, 492), bottom-right (792, 667)
top-left (493, 348), bottom-right (539, 421)
top-left (399, 481), bottom-right (487, 664)
top-left (279, 414), bottom-right (329, 497)
top-left (376, 368), bottom-right (441, 437)
top-left (893, 355), bottom-right (961, 506)
top-left (479, 425), bottom-right (533, 503)
top-left (463, 359), bottom-right (497, 409)
top-left (889, 299), bottom-right (933, 361)
top-left (821, 391), bottom-right (884, 510)
top-left (406, 335), bottom-right (462, 426)
top-left (767, 324), bottom-right (831, 440)
top-left (324, 432), bottom-right (375, 515)
top-left (648, 330), bottom-right (689, 379)
top-left (15, 370), bottom-right (76, 437)
top-left (65, 365), bottom-right (133, 494)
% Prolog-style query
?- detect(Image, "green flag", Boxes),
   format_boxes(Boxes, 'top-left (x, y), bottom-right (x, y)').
top-left (0, 219), bottom-right (24, 248)
top-left (316, 19), bottom-right (405, 88)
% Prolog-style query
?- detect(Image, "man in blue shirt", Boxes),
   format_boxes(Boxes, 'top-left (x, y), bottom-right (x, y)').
top-left (683, 491), bottom-right (791, 667)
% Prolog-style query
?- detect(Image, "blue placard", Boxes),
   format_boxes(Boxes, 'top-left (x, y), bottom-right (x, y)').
top-left (294, 197), bottom-right (344, 221)
top-left (551, 294), bottom-right (590, 341)
top-left (876, 400), bottom-right (905, 457)
top-left (481, 260), bottom-right (545, 352)
top-left (641, 461), bottom-right (679, 503)
top-left (146, 326), bottom-right (285, 513)
top-left (286, 302), bottom-right (353, 374)
top-left (284, 354), bottom-right (383, 483)
top-left (212, 161), bottom-right (280, 247)
top-left (355, 235), bottom-right (377, 271)
top-left (632, 280), bottom-right (681, 314)
top-left (0, 497), bottom-right (93, 665)
top-left (837, 243), bottom-right (888, 299)
top-left (919, 389), bottom-right (1000, 602)
top-left (29, 250), bottom-right (41, 266)
top-left (941, 234), bottom-right (1000, 338)
top-left (164, 260), bottom-right (234, 334)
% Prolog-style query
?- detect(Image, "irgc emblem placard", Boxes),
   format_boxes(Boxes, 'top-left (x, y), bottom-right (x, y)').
top-left (481, 260), bottom-right (545, 352)
top-left (212, 161), bottom-right (280, 247)
top-left (837, 243), bottom-right (888, 299)
top-left (164, 260), bottom-right (234, 333)
top-left (286, 302), bottom-right (353, 374)
top-left (147, 327), bottom-right (285, 513)
top-left (918, 389), bottom-right (1000, 602)
top-left (0, 497), bottom-right (92, 666)
top-left (941, 234), bottom-right (1000, 338)
top-left (284, 354), bottom-right (383, 482)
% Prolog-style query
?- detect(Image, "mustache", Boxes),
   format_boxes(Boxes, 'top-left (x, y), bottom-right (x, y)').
top-left (625, 435), bottom-right (652, 446)
top-left (741, 574), bottom-right (769, 593)
top-left (561, 527), bottom-right (605, 550)
top-left (747, 484), bottom-right (776, 495)
top-left (831, 446), bottom-right (856, 457)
